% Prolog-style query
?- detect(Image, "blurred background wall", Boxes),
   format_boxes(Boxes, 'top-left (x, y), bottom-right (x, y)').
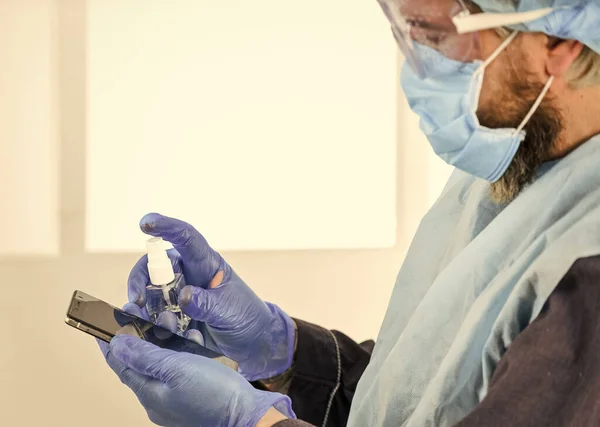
top-left (0, 0), bottom-right (453, 425)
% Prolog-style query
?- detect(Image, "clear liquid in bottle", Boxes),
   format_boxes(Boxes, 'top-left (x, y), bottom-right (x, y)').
top-left (145, 238), bottom-right (191, 333)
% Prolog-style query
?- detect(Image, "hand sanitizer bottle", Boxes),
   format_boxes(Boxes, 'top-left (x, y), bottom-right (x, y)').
top-left (145, 237), bottom-right (190, 333)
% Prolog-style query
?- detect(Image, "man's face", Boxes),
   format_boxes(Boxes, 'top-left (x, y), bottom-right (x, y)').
top-left (476, 30), bottom-right (564, 203)
top-left (390, 0), bottom-right (565, 202)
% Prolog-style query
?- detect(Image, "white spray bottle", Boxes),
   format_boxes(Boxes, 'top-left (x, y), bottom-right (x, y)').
top-left (145, 237), bottom-right (190, 332)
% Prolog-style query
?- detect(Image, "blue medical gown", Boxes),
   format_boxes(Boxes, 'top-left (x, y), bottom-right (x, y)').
top-left (348, 135), bottom-right (600, 426)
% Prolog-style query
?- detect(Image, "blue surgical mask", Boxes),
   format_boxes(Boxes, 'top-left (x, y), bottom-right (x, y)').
top-left (401, 32), bottom-right (554, 183)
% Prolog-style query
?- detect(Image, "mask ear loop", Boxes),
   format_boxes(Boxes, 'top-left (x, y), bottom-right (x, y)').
top-left (469, 31), bottom-right (520, 118)
top-left (470, 29), bottom-right (555, 136)
top-left (514, 75), bottom-right (555, 135)
top-left (474, 31), bottom-right (520, 78)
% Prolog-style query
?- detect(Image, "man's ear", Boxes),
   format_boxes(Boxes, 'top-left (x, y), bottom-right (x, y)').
top-left (546, 38), bottom-right (584, 78)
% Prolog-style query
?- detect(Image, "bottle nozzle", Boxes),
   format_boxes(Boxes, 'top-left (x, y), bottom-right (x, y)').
top-left (146, 237), bottom-right (175, 286)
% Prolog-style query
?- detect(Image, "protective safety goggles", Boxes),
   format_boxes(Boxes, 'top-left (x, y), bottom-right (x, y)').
top-left (378, 0), bottom-right (554, 77)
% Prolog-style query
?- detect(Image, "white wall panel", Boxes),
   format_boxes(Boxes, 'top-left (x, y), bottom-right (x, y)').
top-left (86, 0), bottom-right (397, 251)
top-left (0, 0), bottom-right (59, 255)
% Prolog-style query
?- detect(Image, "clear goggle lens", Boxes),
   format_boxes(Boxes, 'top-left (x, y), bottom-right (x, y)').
top-left (378, 0), bottom-right (554, 77)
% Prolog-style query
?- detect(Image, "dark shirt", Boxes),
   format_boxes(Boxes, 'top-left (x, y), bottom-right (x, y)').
top-left (274, 255), bottom-right (600, 427)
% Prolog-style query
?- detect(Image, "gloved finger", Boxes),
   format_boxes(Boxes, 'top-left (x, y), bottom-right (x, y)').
top-left (128, 252), bottom-right (183, 307)
top-left (109, 335), bottom-right (183, 385)
top-left (139, 213), bottom-right (222, 287)
top-left (127, 255), bottom-right (150, 306)
top-left (108, 349), bottom-right (166, 414)
top-left (122, 302), bottom-right (150, 321)
top-left (179, 285), bottom-right (222, 325)
top-left (153, 311), bottom-right (178, 340)
top-left (106, 345), bottom-right (155, 394)
top-left (184, 329), bottom-right (205, 346)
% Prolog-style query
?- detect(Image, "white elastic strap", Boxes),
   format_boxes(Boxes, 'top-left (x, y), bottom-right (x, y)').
top-left (514, 75), bottom-right (555, 135)
top-left (472, 30), bottom-right (519, 108)
top-left (452, 8), bottom-right (553, 34)
top-left (480, 31), bottom-right (520, 70)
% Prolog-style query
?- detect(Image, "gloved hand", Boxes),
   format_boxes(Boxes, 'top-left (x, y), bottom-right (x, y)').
top-left (101, 334), bottom-right (294, 427)
top-left (128, 213), bottom-right (296, 381)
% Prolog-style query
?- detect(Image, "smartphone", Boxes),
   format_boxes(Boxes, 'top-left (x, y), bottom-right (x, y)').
top-left (65, 290), bottom-right (238, 371)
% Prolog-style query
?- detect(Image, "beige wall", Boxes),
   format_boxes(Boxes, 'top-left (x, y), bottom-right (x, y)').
top-left (0, 1), bottom-right (451, 425)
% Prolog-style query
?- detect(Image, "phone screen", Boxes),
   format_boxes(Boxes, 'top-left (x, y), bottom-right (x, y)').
top-left (66, 290), bottom-right (238, 370)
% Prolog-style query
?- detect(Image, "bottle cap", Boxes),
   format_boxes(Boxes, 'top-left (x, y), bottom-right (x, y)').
top-left (146, 237), bottom-right (175, 285)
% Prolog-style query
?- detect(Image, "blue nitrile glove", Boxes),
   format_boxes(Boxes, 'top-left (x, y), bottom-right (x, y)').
top-left (102, 334), bottom-right (294, 427)
top-left (128, 213), bottom-right (296, 382)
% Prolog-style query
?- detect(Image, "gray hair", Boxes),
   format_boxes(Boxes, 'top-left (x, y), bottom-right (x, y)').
top-left (567, 46), bottom-right (600, 88)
